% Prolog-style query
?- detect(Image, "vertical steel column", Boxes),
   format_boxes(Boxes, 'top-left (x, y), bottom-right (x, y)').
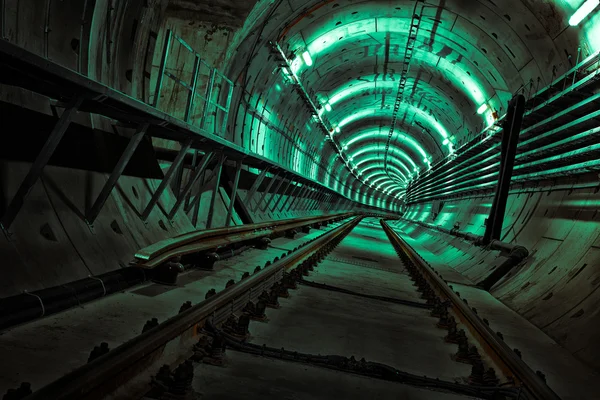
top-left (153, 29), bottom-right (173, 108)
top-left (86, 123), bottom-right (150, 224)
top-left (200, 69), bottom-right (216, 131)
top-left (1, 95), bottom-right (84, 233)
top-left (191, 169), bottom-right (205, 228)
top-left (206, 154), bottom-right (226, 229)
top-left (141, 140), bottom-right (192, 221)
top-left (279, 182), bottom-right (301, 212)
top-left (185, 55), bottom-right (201, 122)
top-left (482, 95), bottom-right (525, 245)
top-left (309, 192), bottom-right (325, 211)
top-left (270, 178), bottom-right (294, 212)
top-left (183, 150), bottom-right (199, 209)
top-left (262, 174), bottom-right (287, 212)
top-left (167, 152), bottom-right (215, 220)
top-left (245, 167), bottom-right (270, 205)
top-left (301, 188), bottom-right (318, 211)
top-left (287, 185), bottom-right (308, 211)
top-left (252, 171), bottom-right (280, 211)
top-left (225, 161), bottom-right (243, 227)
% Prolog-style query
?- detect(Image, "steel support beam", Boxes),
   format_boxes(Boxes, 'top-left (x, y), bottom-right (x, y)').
top-left (287, 185), bottom-right (308, 211)
top-left (191, 169), bottom-right (205, 228)
top-left (279, 182), bottom-right (301, 212)
top-left (245, 167), bottom-right (270, 205)
top-left (252, 171), bottom-right (280, 212)
top-left (482, 95), bottom-right (525, 245)
top-left (299, 187), bottom-right (316, 211)
top-left (261, 174), bottom-right (287, 212)
top-left (167, 152), bottom-right (215, 221)
top-left (1, 95), bottom-right (84, 234)
top-left (306, 189), bottom-right (321, 211)
top-left (206, 154), bottom-right (226, 229)
top-left (141, 140), bottom-right (192, 221)
top-left (270, 178), bottom-right (294, 212)
top-left (225, 161), bottom-right (243, 227)
top-left (310, 192), bottom-right (325, 211)
top-left (86, 123), bottom-right (149, 225)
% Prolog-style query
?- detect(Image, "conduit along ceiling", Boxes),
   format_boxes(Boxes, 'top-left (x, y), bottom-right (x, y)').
top-left (226, 0), bottom-right (600, 209)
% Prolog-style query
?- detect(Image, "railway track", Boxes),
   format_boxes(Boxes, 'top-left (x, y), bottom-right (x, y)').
top-left (12, 217), bottom-right (568, 399)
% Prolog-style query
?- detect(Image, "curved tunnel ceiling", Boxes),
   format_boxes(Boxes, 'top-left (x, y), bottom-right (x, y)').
top-left (227, 0), bottom-right (598, 207)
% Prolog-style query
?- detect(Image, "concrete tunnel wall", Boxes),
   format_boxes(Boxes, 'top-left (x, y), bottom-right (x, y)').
top-left (0, 0), bottom-right (354, 300)
top-left (397, 171), bottom-right (600, 372)
top-left (1, 0), bottom-right (600, 376)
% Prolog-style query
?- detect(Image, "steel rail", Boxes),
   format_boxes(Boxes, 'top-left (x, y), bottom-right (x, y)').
top-left (380, 220), bottom-right (561, 400)
top-left (134, 212), bottom-right (354, 264)
top-left (25, 217), bottom-right (361, 400)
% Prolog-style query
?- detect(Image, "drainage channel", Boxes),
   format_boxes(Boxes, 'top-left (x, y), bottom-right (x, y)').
top-left (184, 218), bottom-right (520, 400)
top-left (21, 217), bottom-right (360, 400)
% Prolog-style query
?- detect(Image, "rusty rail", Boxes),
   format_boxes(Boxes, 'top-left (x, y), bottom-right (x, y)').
top-left (134, 212), bottom-right (354, 267)
top-left (25, 217), bottom-right (361, 400)
top-left (380, 219), bottom-right (561, 400)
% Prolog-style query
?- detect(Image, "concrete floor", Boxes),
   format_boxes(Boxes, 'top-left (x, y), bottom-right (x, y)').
top-left (197, 218), bottom-right (476, 399)
top-left (0, 221), bottom-right (344, 395)
top-left (194, 351), bottom-right (481, 400)
top-left (451, 283), bottom-right (598, 400)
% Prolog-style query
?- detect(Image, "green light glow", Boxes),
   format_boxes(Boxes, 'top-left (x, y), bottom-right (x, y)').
top-left (364, 167), bottom-right (407, 183)
top-left (358, 163), bottom-right (408, 182)
top-left (325, 103), bottom-right (332, 112)
top-left (302, 51), bottom-right (313, 67)
top-left (477, 103), bottom-right (488, 114)
top-left (570, 0), bottom-right (599, 26)
top-left (343, 129), bottom-right (428, 167)
top-left (350, 145), bottom-right (415, 174)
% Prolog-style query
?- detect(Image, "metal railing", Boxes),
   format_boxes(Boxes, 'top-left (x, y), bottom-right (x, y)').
top-left (153, 29), bottom-right (234, 137)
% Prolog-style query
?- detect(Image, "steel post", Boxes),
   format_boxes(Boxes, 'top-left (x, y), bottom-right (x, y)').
top-left (86, 123), bottom-right (149, 224)
top-left (168, 152), bottom-right (215, 220)
top-left (141, 140), bottom-right (192, 221)
top-left (1, 95), bottom-right (84, 233)
top-left (270, 178), bottom-right (293, 212)
top-left (482, 95), bottom-right (525, 245)
top-left (287, 185), bottom-right (308, 211)
top-left (279, 182), bottom-right (301, 212)
top-left (191, 169), bottom-right (205, 228)
top-left (185, 55), bottom-right (201, 122)
top-left (225, 161), bottom-right (243, 227)
top-left (153, 29), bottom-right (173, 108)
top-left (245, 167), bottom-right (270, 204)
top-left (262, 174), bottom-right (287, 212)
top-left (301, 188), bottom-right (318, 211)
top-left (206, 154), bottom-right (226, 229)
top-left (252, 171), bottom-right (280, 211)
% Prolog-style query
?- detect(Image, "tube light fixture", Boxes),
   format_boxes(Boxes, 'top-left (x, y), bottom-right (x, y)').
top-left (335, 126), bottom-right (341, 133)
top-left (442, 138), bottom-right (449, 145)
top-left (302, 51), bottom-right (313, 66)
top-left (477, 103), bottom-right (488, 115)
top-left (325, 103), bottom-right (332, 112)
top-left (569, 0), bottom-right (599, 26)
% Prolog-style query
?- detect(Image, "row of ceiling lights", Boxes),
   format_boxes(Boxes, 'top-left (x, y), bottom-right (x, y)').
top-left (272, 1), bottom-right (598, 200)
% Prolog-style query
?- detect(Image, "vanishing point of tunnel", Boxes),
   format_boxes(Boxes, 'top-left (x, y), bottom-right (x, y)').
top-left (0, 0), bottom-right (599, 399)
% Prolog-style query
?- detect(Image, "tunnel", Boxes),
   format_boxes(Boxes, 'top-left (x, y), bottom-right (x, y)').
top-left (0, 0), bottom-right (599, 399)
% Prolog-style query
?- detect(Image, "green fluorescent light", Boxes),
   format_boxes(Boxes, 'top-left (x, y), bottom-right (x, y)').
top-left (570, 0), bottom-right (599, 26)
top-left (335, 126), bottom-right (341, 133)
top-left (302, 51), bottom-right (313, 67)
top-left (325, 103), bottom-right (332, 112)
top-left (477, 104), bottom-right (488, 114)
top-left (442, 138), bottom-right (449, 145)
